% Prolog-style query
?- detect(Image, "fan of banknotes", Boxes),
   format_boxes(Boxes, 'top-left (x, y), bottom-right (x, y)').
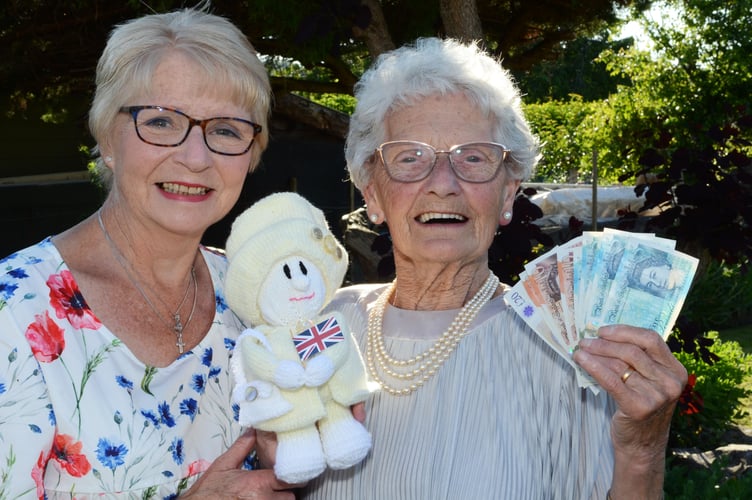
top-left (504, 228), bottom-right (698, 392)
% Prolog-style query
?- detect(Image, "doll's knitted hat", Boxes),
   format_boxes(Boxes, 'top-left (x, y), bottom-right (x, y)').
top-left (224, 192), bottom-right (348, 325)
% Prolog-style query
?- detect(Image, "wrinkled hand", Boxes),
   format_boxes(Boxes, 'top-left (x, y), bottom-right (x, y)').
top-left (182, 429), bottom-right (295, 499)
top-left (574, 324), bottom-right (687, 498)
top-left (254, 429), bottom-right (279, 471)
top-left (273, 360), bottom-right (305, 389)
top-left (351, 402), bottom-right (366, 424)
top-left (304, 355), bottom-right (335, 387)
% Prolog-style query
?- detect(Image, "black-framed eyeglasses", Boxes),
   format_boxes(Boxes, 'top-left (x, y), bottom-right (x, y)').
top-left (119, 105), bottom-right (262, 156)
top-left (375, 140), bottom-right (510, 183)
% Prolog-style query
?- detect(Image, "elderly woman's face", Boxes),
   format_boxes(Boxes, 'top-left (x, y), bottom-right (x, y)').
top-left (102, 52), bottom-right (257, 237)
top-left (363, 93), bottom-right (519, 268)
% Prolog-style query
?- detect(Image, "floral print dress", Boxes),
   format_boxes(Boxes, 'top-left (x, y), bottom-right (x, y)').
top-left (0, 238), bottom-right (249, 499)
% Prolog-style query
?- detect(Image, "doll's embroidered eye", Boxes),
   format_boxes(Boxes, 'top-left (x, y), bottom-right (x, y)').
top-left (283, 264), bottom-right (292, 279)
top-left (299, 261), bottom-right (308, 275)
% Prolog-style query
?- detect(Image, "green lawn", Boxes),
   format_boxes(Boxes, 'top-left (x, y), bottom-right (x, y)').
top-left (720, 324), bottom-right (752, 355)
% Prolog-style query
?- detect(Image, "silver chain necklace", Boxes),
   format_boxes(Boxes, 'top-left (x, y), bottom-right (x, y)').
top-left (97, 209), bottom-right (198, 353)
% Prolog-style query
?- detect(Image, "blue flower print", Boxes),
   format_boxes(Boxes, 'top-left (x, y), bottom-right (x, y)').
top-left (141, 409), bottom-right (160, 428)
top-left (0, 279), bottom-right (18, 301)
top-left (179, 398), bottom-right (198, 421)
top-left (224, 337), bottom-right (236, 351)
top-left (215, 291), bottom-right (228, 313)
top-left (8, 268), bottom-right (28, 279)
top-left (169, 437), bottom-right (185, 465)
top-left (158, 402), bottom-right (176, 427)
top-left (0, 241), bottom-right (242, 496)
top-left (201, 348), bottom-right (213, 367)
top-left (191, 374), bottom-right (207, 395)
top-left (96, 437), bottom-right (128, 471)
top-left (116, 375), bottom-right (134, 391)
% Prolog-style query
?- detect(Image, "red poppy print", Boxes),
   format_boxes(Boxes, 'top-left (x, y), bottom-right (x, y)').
top-left (25, 311), bottom-right (66, 362)
top-left (47, 270), bottom-right (101, 330)
top-left (32, 450), bottom-right (49, 500)
top-left (188, 458), bottom-right (210, 476)
top-left (51, 433), bottom-right (92, 478)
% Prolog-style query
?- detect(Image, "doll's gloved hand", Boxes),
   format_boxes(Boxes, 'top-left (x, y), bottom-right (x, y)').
top-left (274, 360), bottom-right (306, 389)
top-left (303, 354), bottom-right (335, 387)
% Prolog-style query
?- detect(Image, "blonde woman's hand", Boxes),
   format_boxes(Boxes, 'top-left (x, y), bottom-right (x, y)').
top-left (182, 429), bottom-right (297, 499)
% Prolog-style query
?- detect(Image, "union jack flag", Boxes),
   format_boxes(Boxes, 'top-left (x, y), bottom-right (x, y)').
top-left (292, 316), bottom-right (344, 361)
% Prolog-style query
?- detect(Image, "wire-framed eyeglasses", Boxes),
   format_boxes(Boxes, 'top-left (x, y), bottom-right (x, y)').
top-left (120, 105), bottom-right (262, 156)
top-left (375, 140), bottom-right (510, 183)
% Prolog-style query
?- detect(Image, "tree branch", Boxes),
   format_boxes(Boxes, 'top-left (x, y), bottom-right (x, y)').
top-left (272, 92), bottom-right (350, 139)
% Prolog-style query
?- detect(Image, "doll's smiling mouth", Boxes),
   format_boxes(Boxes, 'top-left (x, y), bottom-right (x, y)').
top-left (289, 292), bottom-right (315, 302)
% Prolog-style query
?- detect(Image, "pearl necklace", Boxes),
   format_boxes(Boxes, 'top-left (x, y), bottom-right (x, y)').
top-left (366, 272), bottom-right (499, 396)
top-left (97, 210), bottom-right (198, 354)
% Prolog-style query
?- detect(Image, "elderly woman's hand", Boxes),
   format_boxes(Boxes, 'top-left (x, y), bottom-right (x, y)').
top-left (573, 324), bottom-right (687, 499)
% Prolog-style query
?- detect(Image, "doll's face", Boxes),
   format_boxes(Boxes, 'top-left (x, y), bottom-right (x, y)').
top-left (257, 256), bottom-right (327, 326)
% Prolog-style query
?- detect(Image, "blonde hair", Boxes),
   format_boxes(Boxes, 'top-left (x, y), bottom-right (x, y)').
top-left (89, 6), bottom-right (271, 186)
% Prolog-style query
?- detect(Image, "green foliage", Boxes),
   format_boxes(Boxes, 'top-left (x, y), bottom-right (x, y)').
top-left (517, 36), bottom-right (632, 102)
top-left (683, 260), bottom-right (752, 331)
top-left (670, 332), bottom-right (752, 450)
top-left (525, 98), bottom-right (593, 183)
top-left (664, 454), bottom-right (752, 499)
top-left (303, 93), bottom-right (356, 115)
top-left (557, 0), bottom-right (752, 268)
top-left (524, 97), bottom-right (632, 184)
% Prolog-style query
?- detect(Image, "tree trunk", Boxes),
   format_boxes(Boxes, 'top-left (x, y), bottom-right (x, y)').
top-left (352, 0), bottom-right (396, 57)
top-left (440, 0), bottom-right (483, 42)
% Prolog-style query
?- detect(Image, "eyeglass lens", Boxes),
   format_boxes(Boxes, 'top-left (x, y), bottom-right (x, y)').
top-left (380, 141), bottom-right (506, 182)
top-left (130, 106), bottom-right (258, 155)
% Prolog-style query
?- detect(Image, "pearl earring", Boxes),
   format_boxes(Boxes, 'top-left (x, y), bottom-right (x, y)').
top-left (369, 213), bottom-right (379, 223)
top-left (105, 156), bottom-right (113, 163)
top-left (502, 211), bottom-right (512, 221)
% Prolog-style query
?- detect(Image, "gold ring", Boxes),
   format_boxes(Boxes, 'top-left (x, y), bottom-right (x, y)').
top-left (621, 368), bottom-right (634, 383)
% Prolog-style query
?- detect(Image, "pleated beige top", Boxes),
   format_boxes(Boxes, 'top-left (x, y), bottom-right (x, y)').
top-left (303, 283), bottom-right (616, 500)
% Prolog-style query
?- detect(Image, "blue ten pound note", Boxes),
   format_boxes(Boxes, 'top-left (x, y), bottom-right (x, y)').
top-left (599, 241), bottom-right (699, 339)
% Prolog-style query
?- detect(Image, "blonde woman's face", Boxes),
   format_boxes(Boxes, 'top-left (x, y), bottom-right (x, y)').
top-left (103, 52), bottom-right (257, 237)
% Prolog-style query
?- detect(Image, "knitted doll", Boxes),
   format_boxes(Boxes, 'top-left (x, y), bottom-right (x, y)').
top-left (224, 192), bottom-right (371, 484)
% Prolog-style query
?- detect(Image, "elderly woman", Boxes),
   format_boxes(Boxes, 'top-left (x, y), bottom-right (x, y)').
top-left (304, 38), bottom-right (686, 499)
top-left (0, 7), bottom-right (293, 499)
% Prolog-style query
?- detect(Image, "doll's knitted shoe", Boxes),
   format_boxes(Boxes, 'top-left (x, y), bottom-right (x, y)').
top-left (320, 415), bottom-right (372, 469)
top-left (274, 427), bottom-right (327, 483)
